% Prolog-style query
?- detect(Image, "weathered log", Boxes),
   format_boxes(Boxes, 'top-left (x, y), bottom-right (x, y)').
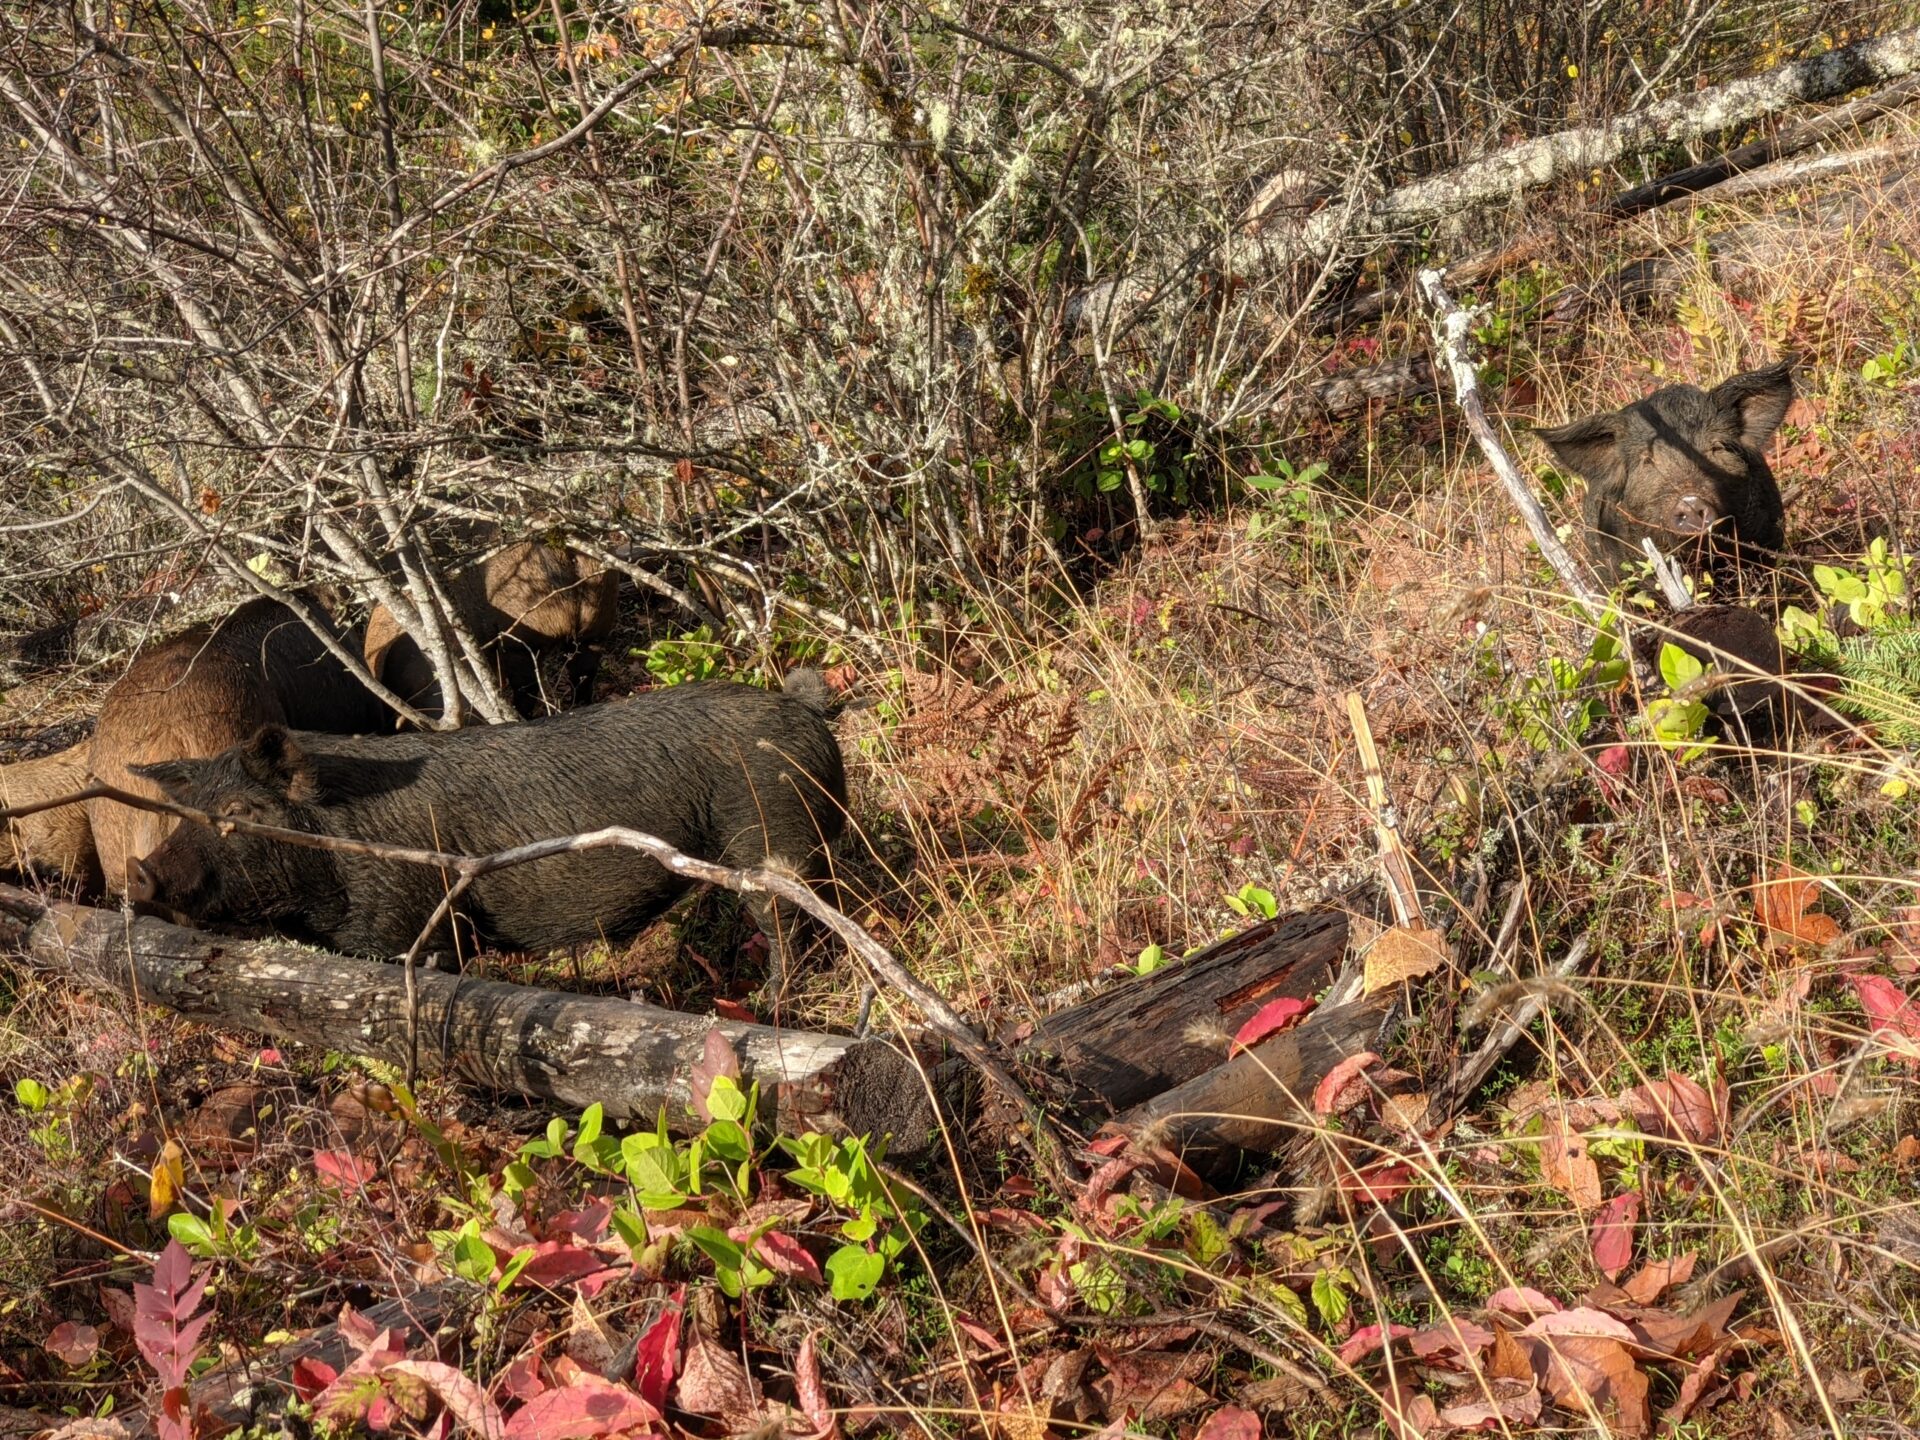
top-left (1019, 908), bottom-right (1350, 1116)
top-left (0, 885), bottom-right (949, 1153)
top-left (1113, 994), bottom-right (1394, 1171)
top-left (194, 1281), bottom-right (478, 1429)
top-left (1606, 72), bottom-right (1920, 216)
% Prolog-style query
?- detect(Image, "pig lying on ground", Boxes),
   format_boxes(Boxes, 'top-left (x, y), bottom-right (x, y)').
top-left (0, 742), bottom-right (99, 886)
top-left (365, 537), bottom-right (618, 722)
top-left (126, 672), bottom-right (846, 990)
top-left (1536, 360), bottom-right (1794, 582)
top-left (89, 598), bottom-right (388, 896)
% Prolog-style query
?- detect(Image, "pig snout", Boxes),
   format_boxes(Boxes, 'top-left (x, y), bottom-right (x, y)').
top-left (126, 855), bottom-right (159, 904)
top-left (1670, 493), bottom-right (1725, 535)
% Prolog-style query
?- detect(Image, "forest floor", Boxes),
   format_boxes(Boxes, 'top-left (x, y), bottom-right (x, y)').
top-left (7, 126), bottom-right (1920, 1440)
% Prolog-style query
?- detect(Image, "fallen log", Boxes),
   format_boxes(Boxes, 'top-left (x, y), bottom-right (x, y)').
top-left (1111, 994), bottom-right (1394, 1170)
top-left (1606, 71), bottom-right (1920, 216)
top-left (0, 884), bottom-right (950, 1154)
top-left (1019, 907), bottom-right (1350, 1116)
top-left (194, 1281), bottom-right (477, 1429)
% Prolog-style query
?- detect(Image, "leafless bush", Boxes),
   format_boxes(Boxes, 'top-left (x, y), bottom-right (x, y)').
top-left (0, 0), bottom-right (1895, 720)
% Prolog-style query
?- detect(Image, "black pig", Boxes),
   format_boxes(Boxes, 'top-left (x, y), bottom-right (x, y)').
top-left (1536, 360), bottom-right (1794, 580)
top-left (126, 673), bottom-right (846, 988)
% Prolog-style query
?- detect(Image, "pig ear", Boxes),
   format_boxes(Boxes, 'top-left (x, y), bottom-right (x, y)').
top-left (240, 725), bottom-right (320, 803)
top-left (129, 759), bottom-right (200, 801)
top-left (1711, 359), bottom-right (1795, 450)
top-left (1535, 413), bottom-right (1622, 485)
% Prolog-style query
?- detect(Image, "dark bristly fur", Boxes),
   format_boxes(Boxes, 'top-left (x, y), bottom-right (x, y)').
top-left (1536, 359), bottom-right (1794, 580)
top-left (126, 673), bottom-right (847, 968)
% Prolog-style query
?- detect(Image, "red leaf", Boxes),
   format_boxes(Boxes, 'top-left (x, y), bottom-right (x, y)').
top-left (98, 1285), bottom-right (138, 1335)
top-left (1085, 1134), bottom-right (1130, 1158)
top-left (689, 1029), bottom-right (742, 1124)
top-left (1752, 863), bottom-right (1843, 947)
top-left (1849, 973), bottom-right (1920, 1065)
top-left (1080, 1154), bottom-right (1141, 1221)
top-left (258, 1048), bottom-right (283, 1065)
top-left (133, 1240), bottom-right (212, 1394)
top-left (1312, 1051), bottom-right (1380, 1116)
top-left (711, 998), bottom-right (757, 1023)
top-left (1340, 1161), bottom-right (1415, 1206)
top-left (45, 1322), bottom-right (100, 1367)
top-left (793, 1332), bottom-right (839, 1440)
top-left (1590, 1192), bottom-right (1640, 1280)
top-left (1486, 1286), bottom-right (1561, 1320)
top-left (1622, 1071), bottom-right (1721, 1145)
top-left (313, 1149), bottom-right (379, 1186)
top-left (1407, 1321), bottom-right (1494, 1364)
top-left (1595, 745), bottom-right (1630, 777)
top-left (632, 1289), bottom-right (683, 1413)
top-left (293, 1357), bottom-right (340, 1403)
top-left (1192, 1406), bottom-right (1262, 1440)
top-left (1521, 1307), bottom-right (1637, 1343)
top-left (507, 1241), bottom-right (624, 1292)
top-left (1230, 996), bottom-right (1315, 1055)
top-left (503, 1382), bottom-right (660, 1440)
top-left (752, 1230), bottom-right (823, 1284)
top-left (1335, 1322), bottom-right (1414, 1366)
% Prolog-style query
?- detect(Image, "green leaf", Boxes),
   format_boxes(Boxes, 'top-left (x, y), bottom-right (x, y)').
top-left (13, 1079), bottom-right (49, 1112)
top-left (706, 1075), bottom-right (749, 1124)
top-left (1132, 943), bottom-right (1167, 976)
top-left (1311, 1268), bottom-right (1352, 1328)
top-left (577, 1103), bottom-right (603, 1146)
top-left (168, 1213), bottom-right (216, 1253)
top-left (496, 1248), bottom-right (535, 1291)
top-left (840, 1208), bottom-right (879, 1243)
top-left (609, 1207), bottom-right (648, 1258)
top-left (1658, 642), bottom-right (1705, 690)
top-left (452, 1230), bottom-right (496, 1283)
top-left (623, 1134), bottom-right (688, 1209)
top-left (826, 1244), bottom-right (887, 1301)
top-left (1096, 468), bottom-right (1124, 493)
top-left (687, 1226), bottom-right (746, 1273)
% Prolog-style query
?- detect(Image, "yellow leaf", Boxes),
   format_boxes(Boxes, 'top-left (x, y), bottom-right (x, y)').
top-left (149, 1139), bottom-right (185, 1219)
top-left (1363, 924), bottom-right (1450, 995)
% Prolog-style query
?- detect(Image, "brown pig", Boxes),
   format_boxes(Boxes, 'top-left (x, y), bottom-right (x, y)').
top-left (364, 537), bottom-right (619, 722)
top-left (88, 597), bottom-right (386, 895)
top-left (0, 741), bottom-right (99, 885)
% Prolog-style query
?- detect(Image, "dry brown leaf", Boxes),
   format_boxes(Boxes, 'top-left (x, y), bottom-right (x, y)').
top-left (149, 1139), bottom-right (186, 1220)
top-left (1753, 863), bottom-right (1844, 948)
top-left (1377, 1377), bottom-right (1443, 1440)
top-left (1440, 1384), bottom-right (1542, 1429)
top-left (1621, 1252), bottom-right (1697, 1306)
top-left (676, 1332), bottom-right (761, 1427)
top-left (1537, 1336), bottom-right (1650, 1437)
top-left (1488, 1322), bottom-right (1537, 1384)
top-left (1363, 925), bottom-right (1450, 995)
top-left (1540, 1119), bottom-right (1604, 1211)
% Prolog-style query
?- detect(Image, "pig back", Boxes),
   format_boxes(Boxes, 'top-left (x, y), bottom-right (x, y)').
top-left (299, 681), bottom-right (847, 956)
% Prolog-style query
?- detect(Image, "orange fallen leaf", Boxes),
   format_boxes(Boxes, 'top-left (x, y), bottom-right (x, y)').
top-left (1540, 1119), bottom-right (1603, 1211)
top-left (1752, 863), bottom-right (1843, 948)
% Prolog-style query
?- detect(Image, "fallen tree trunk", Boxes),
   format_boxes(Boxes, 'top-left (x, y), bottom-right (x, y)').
top-left (0, 885), bottom-right (949, 1153)
top-left (1019, 907), bottom-right (1350, 1116)
top-left (1110, 994), bottom-right (1394, 1169)
top-left (1606, 71), bottom-right (1920, 215)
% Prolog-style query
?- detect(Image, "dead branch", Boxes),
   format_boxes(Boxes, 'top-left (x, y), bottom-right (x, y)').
top-left (1417, 269), bottom-right (1605, 620)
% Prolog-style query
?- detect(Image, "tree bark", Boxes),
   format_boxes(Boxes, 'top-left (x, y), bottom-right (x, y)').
top-left (0, 886), bottom-right (948, 1152)
top-left (1111, 994), bottom-right (1394, 1171)
top-left (1018, 908), bottom-right (1349, 1116)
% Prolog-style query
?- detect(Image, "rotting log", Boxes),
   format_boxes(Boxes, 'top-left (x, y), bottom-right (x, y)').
top-left (0, 885), bottom-right (949, 1154)
top-left (1111, 994), bottom-right (1395, 1173)
top-left (1019, 907), bottom-right (1350, 1116)
top-left (194, 1281), bottom-right (478, 1429)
